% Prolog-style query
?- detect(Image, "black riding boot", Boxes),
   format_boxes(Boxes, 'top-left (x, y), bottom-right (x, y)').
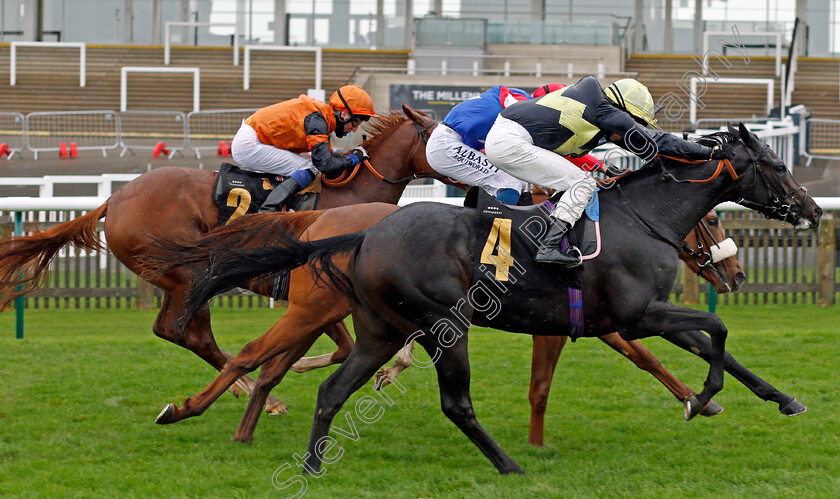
top-left (259, 177), bottom-right (302, 213)
top-left (535, 219), bottom-right (582, 267)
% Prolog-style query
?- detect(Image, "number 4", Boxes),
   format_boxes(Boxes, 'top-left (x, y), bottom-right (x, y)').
top-left (480, 217), bottom-right (515, 281)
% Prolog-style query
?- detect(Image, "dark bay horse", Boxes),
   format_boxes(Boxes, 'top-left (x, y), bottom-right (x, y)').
top-left (372, 210), bottom-right (772, 447)
top-left (0, 105), bottom-right (438, 414)
top-left (148, 124), bottom-right (820, 473)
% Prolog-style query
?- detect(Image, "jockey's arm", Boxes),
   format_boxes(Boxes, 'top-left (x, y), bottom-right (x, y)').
top-left (305, 112), bottom-right (356, 175)
top-left (596, 102), bottom-right (713, 162)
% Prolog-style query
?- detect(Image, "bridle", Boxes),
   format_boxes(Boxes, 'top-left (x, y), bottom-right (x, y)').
top-left (618, 134), bottom-right (806, 254)
top-left (680, 218), bottom-right (724, 274)
top-left (732, 145), bottom-right (808, 222)
top-left (321, 119), bottom-right (443, 188)
top-left (658, 138), bottom-right (807, 223)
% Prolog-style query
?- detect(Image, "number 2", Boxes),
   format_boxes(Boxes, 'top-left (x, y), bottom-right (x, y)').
top-left (225, 188), bottom-right (252, 224)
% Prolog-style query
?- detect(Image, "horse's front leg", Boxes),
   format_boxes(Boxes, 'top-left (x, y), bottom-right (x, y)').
top-left (597, 333), bottom-right (724, 417)
top-left (620, 301), bottom-right (727, 421)
top-left (662, 330), bottom-right (806, 416)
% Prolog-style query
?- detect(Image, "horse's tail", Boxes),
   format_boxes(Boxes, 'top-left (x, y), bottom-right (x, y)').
top-left (134, 211), bottom-right (362, 330)
top-left (0, 201), bottom-right (108, 309)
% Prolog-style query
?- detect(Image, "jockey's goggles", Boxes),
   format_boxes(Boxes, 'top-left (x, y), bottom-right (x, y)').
top-left (351, 115), bottom-right (370, 127)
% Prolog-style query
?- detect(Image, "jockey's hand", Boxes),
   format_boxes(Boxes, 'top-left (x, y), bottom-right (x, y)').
top-left (602, 163), bottom-right (629, 177)
top-left (710, 144), bottom-right (734, 161)
top-left (348, 147), bottom-right (369, 165)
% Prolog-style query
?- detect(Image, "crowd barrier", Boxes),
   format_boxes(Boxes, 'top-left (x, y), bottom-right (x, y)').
top-left (803, 118), bottom-right (840, 165)
top-left (0, 111), bottom-right (830, 175)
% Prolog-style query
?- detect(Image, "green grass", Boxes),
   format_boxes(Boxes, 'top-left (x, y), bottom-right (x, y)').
top-left (1, 305), bottom-right (839, 498)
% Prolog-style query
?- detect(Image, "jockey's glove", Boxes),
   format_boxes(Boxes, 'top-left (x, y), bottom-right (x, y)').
top-left (347, 147), bottom-right (369, 165)
top-left (710, 143), bottom-right (734, 161)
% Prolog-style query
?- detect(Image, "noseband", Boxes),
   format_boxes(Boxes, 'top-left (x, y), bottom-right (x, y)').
top-left (681, 219), bottom-right (724, 273)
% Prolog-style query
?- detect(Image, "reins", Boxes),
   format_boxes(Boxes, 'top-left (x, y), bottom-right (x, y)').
top-left (321, 120), bottom-right (439, 188)
top-left (657, 155), bottom-right (739, 184)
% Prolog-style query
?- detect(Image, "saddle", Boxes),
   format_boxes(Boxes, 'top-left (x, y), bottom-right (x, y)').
top-left (213, 163), bottom-right (321, 226)
top-left (468, 189), bottom-right (600, 339)
top-left (213, 163), bottom-right (320, 302)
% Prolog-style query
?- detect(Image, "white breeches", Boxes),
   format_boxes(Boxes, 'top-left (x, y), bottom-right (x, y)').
top-left (230, 121), bottom-right (314, 176)
top-left (485, 115), bottom-right (597, 225)
top-left (425, 124), bottom-right (527, 197)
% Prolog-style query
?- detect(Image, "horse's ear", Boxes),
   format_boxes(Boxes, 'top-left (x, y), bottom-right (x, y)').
top-left (402, 103), bottom-right (432, 124)
top-left (727, 124), bottom-right (738, 136)
top-left (737, 122), bottom-right (755, 146)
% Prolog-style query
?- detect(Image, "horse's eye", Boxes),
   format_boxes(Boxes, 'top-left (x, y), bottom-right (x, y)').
top-left (775, 164), bottom-right (786, 172)
top-left (709, 218), bottom-right (719, 226)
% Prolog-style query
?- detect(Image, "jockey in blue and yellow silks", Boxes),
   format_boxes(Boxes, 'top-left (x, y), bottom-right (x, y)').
top-left (485, 76), bottom-right (735, 267)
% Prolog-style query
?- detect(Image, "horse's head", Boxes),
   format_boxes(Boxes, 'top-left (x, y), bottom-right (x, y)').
top-left (400, 103), bottom-right (439, 178)
top-left (680, 210), bottom-right (746, 293)
top-left (726, 123), bottom-right (822, 230)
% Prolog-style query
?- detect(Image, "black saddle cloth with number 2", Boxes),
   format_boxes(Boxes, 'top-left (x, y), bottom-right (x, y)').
top-left (213, 162), bottom-right (281, 226)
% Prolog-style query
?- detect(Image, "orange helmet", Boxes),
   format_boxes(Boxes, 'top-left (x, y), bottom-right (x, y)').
top-left (532, 83), bottom-right (567, 99)
top-left (330, 85), bottom-right (376, 118)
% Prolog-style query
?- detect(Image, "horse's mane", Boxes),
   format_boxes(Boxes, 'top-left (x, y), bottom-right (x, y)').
top-left (694, 130), bottom-right (739, 148)
top-left (359, 112), bottom-right (407, 151)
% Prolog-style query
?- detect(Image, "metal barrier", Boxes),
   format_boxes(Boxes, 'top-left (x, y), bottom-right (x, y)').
top-left (186, 109), bottom-right (256, 158)
top-left (0, 112), bottom-right (26, 159)
top-left (24, 110), bottom-right (119, 160)
top-left (119, 111), bottom-right (187, 159)
top-left (803, 118), bottom-right (840, 165)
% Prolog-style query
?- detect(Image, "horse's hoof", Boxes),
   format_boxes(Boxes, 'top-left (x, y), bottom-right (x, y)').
top-left (779, 398), bottom-right (807, 416)
top-left (265, 401), bottom-right (288, 415)
top-left (233, 433), bottom-right (254, 444)
top-left (701, 400), bottom-right (724, 417)
top-left (684, 395), bottom-right (702, 421)
top-left (155, 403), bottom-right (178, 425)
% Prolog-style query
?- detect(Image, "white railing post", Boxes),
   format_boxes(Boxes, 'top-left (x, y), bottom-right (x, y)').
top-left (165, 22), bottom-right (239, 66)
top-left (504, 61), bottom-right (510, 77)
top-left (535, 62), bottom-right (542, 78)
top-left (567, 62), bottom-right (573, 78)
top-left (407, 59), bottom-right (416, 76)
top-left (121, 67), bottom-right (201, 112)
top-left (597, 62), bottom-right (605, 79)
top-left (441, 60), bottom-right (447, 76)
top-left (10, 42), bottom-right (86, 87)
top-left (473, 61), bottom-right (479, 77)
top-left (243, 46), bottom-right (321, 91)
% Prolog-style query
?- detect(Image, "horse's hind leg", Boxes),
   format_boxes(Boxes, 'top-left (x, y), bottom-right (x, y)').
top-left (598, 333), bottom-right (724, 417)
top-left (373, 340), bottom-right (415, 390)
top-left (152, 292), bottom-right (282, 412)
top-left (290, 321), bottom-right (354, 373)
top-left (417, 329), bottom-right (525, 474)
top-left (154, 307), bottom-right (334, 425)
top-left (234, 337), bottom-right (318, 443)
top-left (528, 335), bottom-right (568, 447)
top-left (302, 310), bottom-right (405, 475)
top-left (662, 330), bottom-right (805, 416)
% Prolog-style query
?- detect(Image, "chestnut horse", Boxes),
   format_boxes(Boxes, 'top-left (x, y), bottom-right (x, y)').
top-left (0, 105), bottom-right (438, 415)
top-left (146, 125), bottom-right (821, 473)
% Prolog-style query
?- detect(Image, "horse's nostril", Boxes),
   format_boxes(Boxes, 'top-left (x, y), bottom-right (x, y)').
top-left (735, 272), bottom-right (747, 284)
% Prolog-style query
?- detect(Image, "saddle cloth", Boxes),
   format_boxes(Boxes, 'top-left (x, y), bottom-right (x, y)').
top-left (470, 190), bottom-right (600, 339)
top-left (213, 163), bottom-right (321, 227)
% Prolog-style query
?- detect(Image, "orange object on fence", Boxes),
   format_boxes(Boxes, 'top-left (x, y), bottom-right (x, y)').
top-left (217, 141), bottom-right (231, 157)
top-left (69, 142), bottom-right (78, 158)
top-left (59, 142), bottom-right (68, 158)
top-left (0, 143), bottom-right (10, 158)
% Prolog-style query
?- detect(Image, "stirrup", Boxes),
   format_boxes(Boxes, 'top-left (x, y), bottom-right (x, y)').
top-left (535, 245), bottom-right (582, 267)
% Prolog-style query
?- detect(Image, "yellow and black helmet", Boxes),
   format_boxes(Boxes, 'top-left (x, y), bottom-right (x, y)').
top-left (605, 79), bottom-right (659, 129)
